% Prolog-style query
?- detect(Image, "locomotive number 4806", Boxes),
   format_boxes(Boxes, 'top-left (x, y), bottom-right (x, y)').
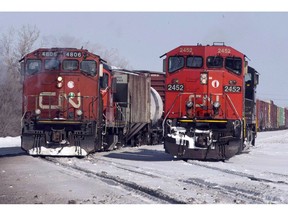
top-left (167, 84), bottom-right (184, 91)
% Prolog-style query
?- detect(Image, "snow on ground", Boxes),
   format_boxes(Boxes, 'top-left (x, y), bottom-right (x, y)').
top-left (2, 130), bottom-right (288, 162)
top-left (1, 130), bottom-right (288, 172)
top-left (2, 131), bottom-right (288, 216)
top-left (0, 136), bottom-right (21, 148)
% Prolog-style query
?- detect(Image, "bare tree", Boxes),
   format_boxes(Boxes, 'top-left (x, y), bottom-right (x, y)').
top-left (100, 47), bottom-right (130, 69)
top-left (0, 25), bottom-right (40, 137)
top-left (17, 25), bottom-right (40, 60)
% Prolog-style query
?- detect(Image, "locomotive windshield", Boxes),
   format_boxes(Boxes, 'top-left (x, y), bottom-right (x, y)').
top-left (26, 59), bottom-right (41, 74)
top-left (187, 56), bottom-right (203, 68)
top-left (168, 56), bottom-right (184, 72)
top-left (168, 55), bottom-right (203, 72)
top-left (63, 60), bottom-right (78, 71)
top-left (207, 56), bottom-right (223, 68)
top-left (225, 57), bottom-right (242, 75)
top-left (80, 60), bottom-right (97, 76)
top-left (45, 59), bottom-right (60, 70)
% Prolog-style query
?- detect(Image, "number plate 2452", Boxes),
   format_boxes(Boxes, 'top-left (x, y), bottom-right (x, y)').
top-left (224, 86), bottom-right (241, 93)
top-left (167, 84), bottom-right (184, 91)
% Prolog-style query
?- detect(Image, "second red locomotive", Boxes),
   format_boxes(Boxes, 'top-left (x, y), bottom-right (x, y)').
top-left (161, 43), bottom-right (259, 160)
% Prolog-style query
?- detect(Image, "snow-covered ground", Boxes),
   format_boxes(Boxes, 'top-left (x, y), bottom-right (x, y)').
top-left (1, 131), bottom-right (288, 214)
top-left (0, 136), bottom-right (21, 148)
top-left (2, 130), bottom-right (288, 177)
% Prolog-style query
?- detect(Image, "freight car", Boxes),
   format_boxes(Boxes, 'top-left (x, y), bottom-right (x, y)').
top-left (256, 99), bottom-right (288, 131)
top-left (19, 48), bottom-right (164, 156)
top-left (161, 43), bottom-right (259, 160)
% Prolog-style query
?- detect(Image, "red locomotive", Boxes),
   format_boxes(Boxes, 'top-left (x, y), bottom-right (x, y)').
top-left (20, 47), bottom-right (164, 156)
top-left (161, 43), bottom-right (259, 160)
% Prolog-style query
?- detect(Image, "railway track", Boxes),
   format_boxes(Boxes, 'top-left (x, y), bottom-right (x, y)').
top-left (187, 160), bottom-right (288, 186)
top-left (2, 144), bottom-right (287, 203)
top-left (40, 145), bottom-right (288, 204)
top-left (42, 156), bottom-right (187, 204)
top-left (2, 130), bottom-right (288, 204)
top-left (183, 160), bottom-right (288, 203)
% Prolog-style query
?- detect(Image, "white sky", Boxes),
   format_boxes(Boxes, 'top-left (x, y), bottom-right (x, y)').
top-left (1, 1), bottom-right (288, 106)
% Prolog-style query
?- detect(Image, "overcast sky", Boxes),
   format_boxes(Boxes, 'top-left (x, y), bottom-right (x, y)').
top-left (1, 1), bottom-right (288, 106)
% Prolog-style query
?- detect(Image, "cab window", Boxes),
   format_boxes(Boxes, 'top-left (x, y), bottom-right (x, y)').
top-left (225, 57), bottom-right (242, 75)
top-left (187, 56), bottom-right (203, 68)
top-left (207, 56), bottom-right (223, 68)
top-left (80, 60), bottom-right (97, 76)
top-left (168, 56), bottom-right (184, 72)
top-left (26, 59), bottom-right (41, 74)
top-left (63, 60), bottom-right (78, 71)
top-left (45, 59), bottom-right (60, 70)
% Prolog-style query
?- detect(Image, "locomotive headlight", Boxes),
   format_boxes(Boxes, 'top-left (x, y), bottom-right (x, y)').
top-left (76, 109), bottom-right (83, 116)
top-left (57, 82), bottom-right (63, 88)
top-left (213, 101), bottom-right (220, 115)
top-left (213, 101), bottom-right (220, 109)
top-left (35, 109), bottom-right (41, 115)
top-left (200, 73), bottom-right (208, 85)
top-left (57, 76), bottom-right (63, 82)
top-left (186, 101), bottom-right (194, 109)
top-left (57, 76), bottom-right (63, 88)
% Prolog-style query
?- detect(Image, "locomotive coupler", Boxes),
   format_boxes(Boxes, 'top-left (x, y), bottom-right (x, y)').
top-left (51, 128), bottom-right (67, 144)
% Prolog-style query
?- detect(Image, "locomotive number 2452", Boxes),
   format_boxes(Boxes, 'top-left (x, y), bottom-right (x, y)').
top-left (167, 84), bottom-right (184, 91)
top-left (224, 86), bottom-right (241, 93)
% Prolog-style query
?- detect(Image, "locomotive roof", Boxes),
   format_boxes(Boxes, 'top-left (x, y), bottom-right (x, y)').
top-left (161, 43), bottom-right (245, 58)
top-left (20, 47), bottom-right (103, 62)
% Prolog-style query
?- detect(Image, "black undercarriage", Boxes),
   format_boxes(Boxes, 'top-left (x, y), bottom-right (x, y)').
top-left (163, 119), bottom-right (244, 161)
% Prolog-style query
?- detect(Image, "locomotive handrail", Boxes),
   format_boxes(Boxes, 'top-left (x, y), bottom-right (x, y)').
top-left (25, 94), bottom-right (98, 121)
top-left (162, 92), bottom-right (183, 136)
top-left (115, 102), bottom-right (128, 127)
top-left (162, 92), bottom-right (243, 136)
top-left (88, 96), bottom-right (98, 121)
top-left (20, 111), bottom-right (27, 129)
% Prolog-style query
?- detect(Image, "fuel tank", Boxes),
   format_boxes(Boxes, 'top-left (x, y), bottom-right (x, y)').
top-left (150, 87), bottom-right (163, 125)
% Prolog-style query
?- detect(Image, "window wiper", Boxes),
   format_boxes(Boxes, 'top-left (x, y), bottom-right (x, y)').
top-left (226, 66), bottom-right (240, 74)
top-left (80, 69), bottom-right (93, 76)
top-left (46, 67), bottom-right (59, 71)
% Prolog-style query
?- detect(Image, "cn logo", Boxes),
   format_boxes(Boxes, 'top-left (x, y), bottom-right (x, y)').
top-left (39, 92), bottom-right (81, 109)
top-left (211, 80), bottom-right (220, 88)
